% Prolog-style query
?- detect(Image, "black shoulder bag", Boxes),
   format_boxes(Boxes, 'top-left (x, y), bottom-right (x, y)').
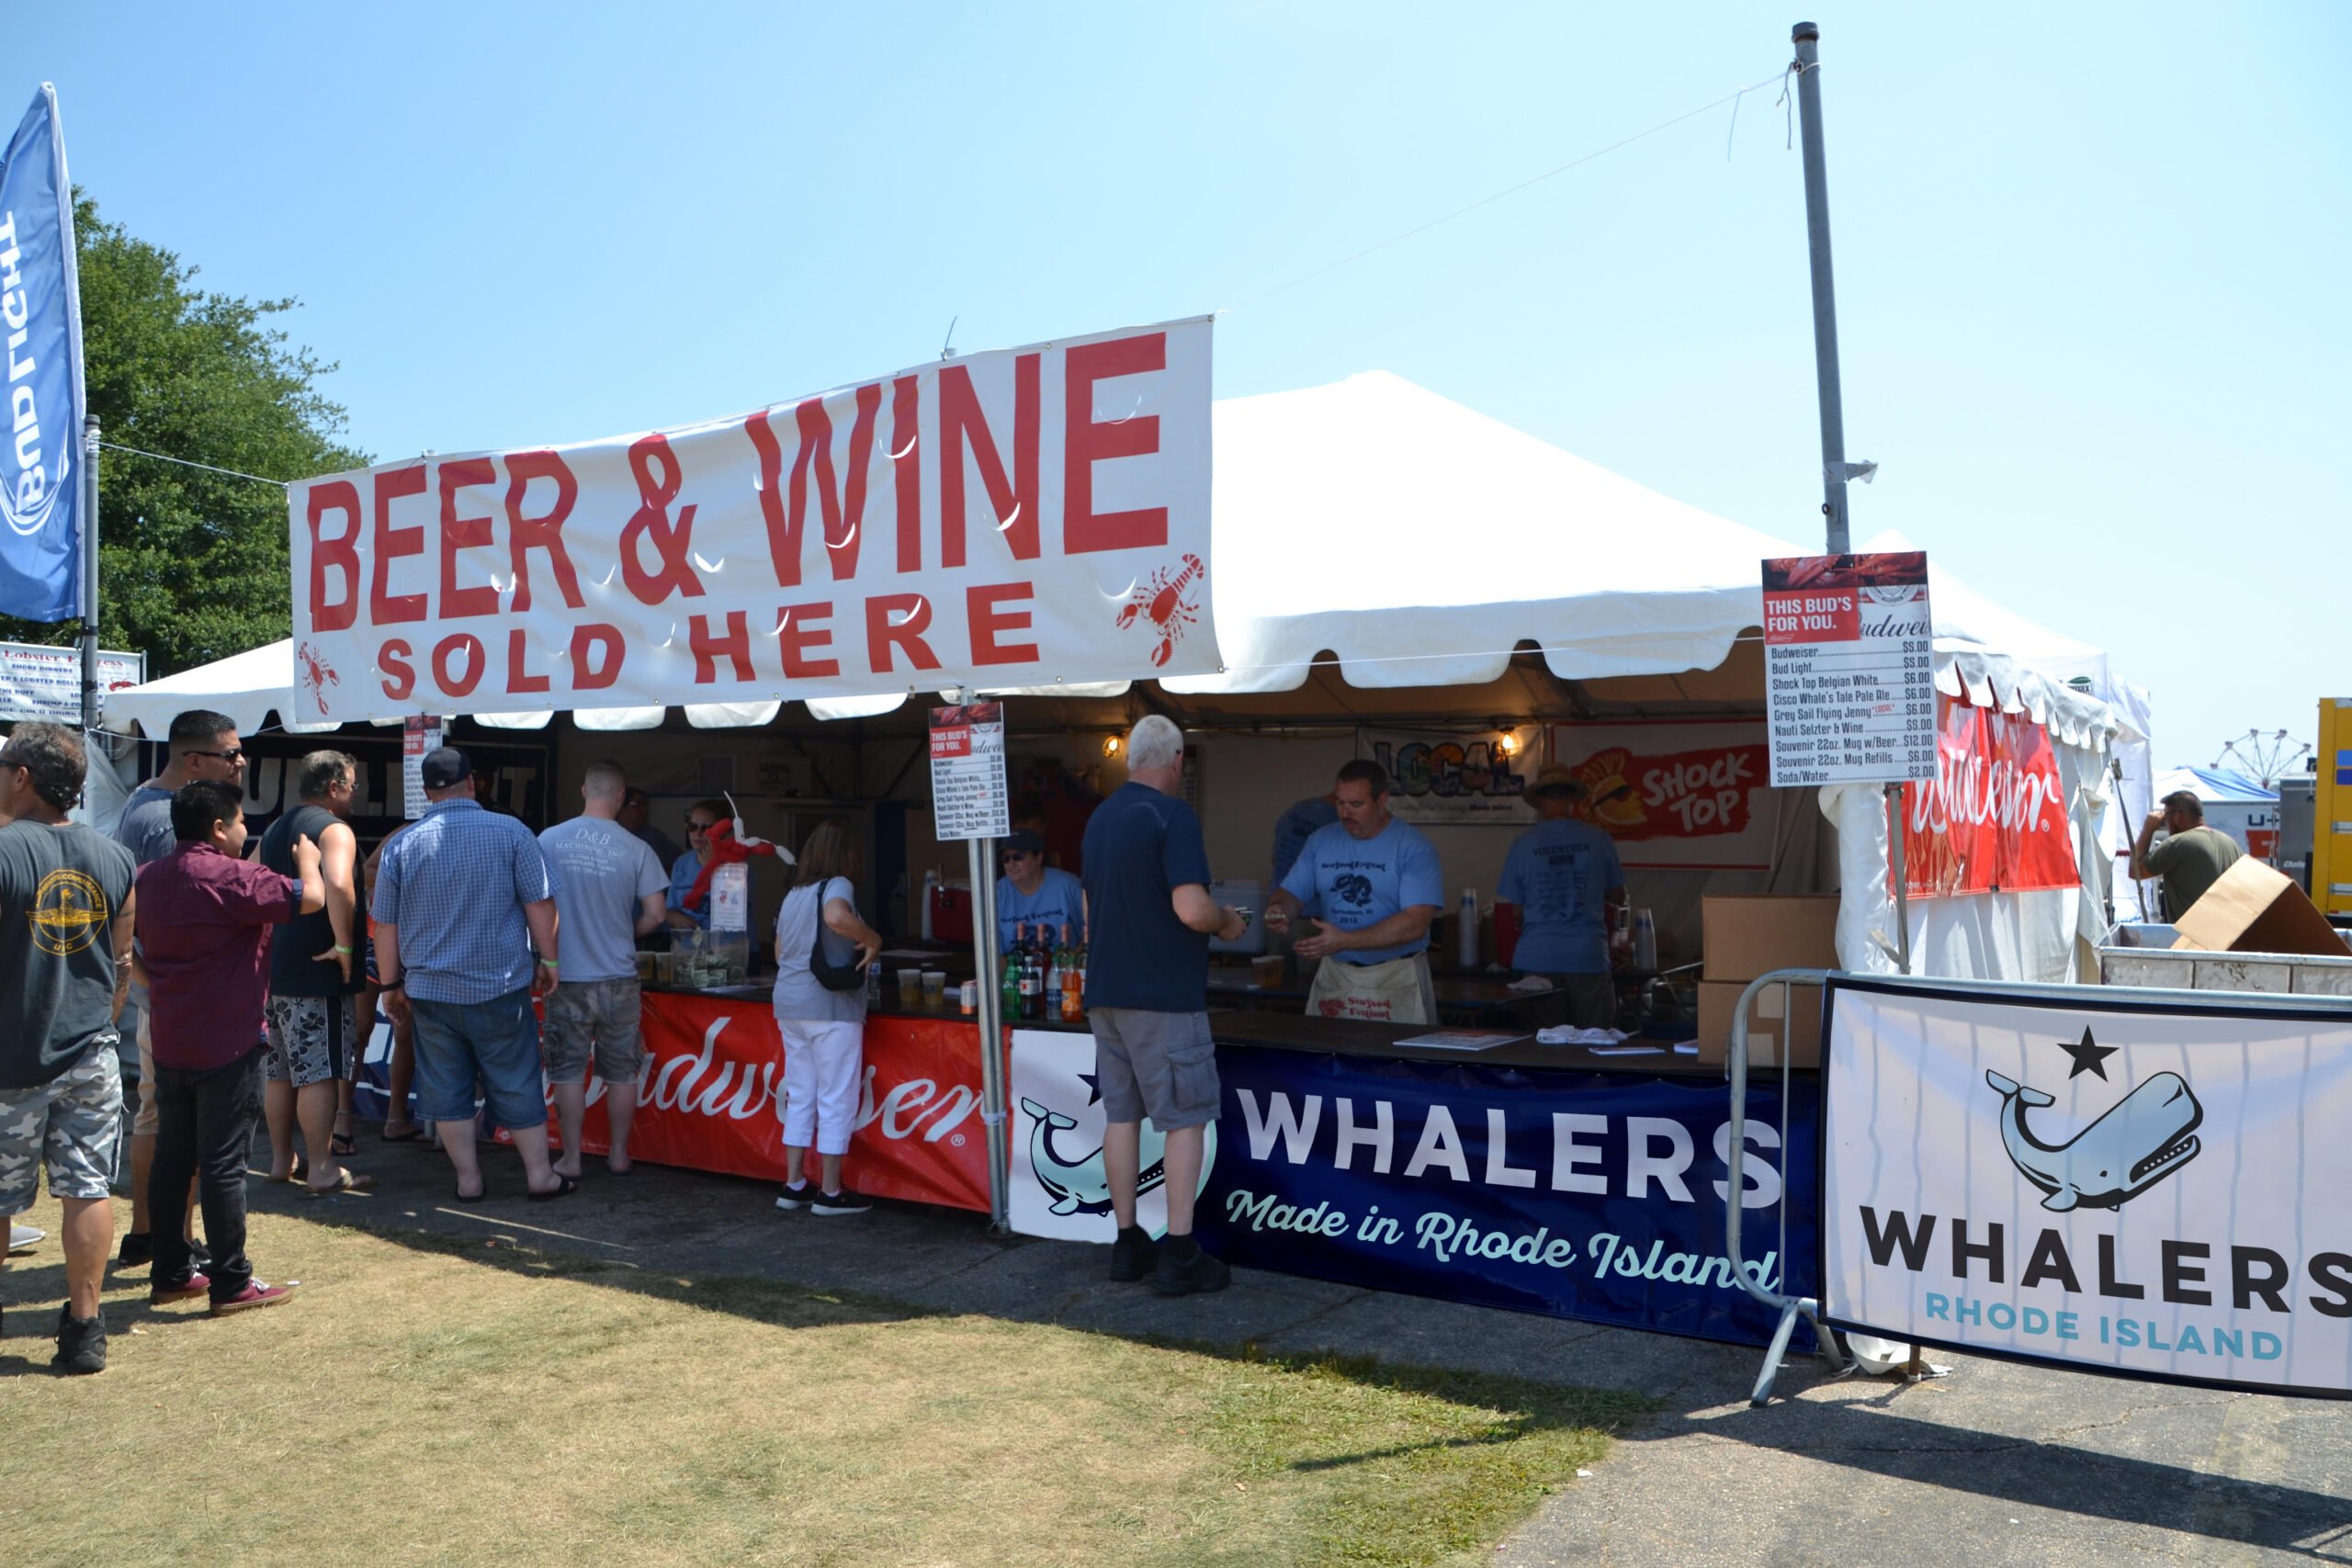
top-left (804, 882), bottom-right (866, 992)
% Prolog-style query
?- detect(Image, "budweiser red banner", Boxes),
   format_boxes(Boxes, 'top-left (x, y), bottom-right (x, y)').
top-left (1546, 720), bottom-right (1776, 870)
top-left (552, 993), bottom-right (998, 1212)
top-left (1896, 696), bottom-right (2079, 897)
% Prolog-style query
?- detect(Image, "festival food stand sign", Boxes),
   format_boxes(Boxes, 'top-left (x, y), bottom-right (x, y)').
top-left (288, 319), bottom-right (1217, 718)
top-left (1762, 551), bottom-right (1937, 789)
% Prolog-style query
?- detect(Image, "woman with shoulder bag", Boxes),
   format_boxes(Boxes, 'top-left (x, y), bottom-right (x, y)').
top-left (771, 820), bottom-right (883, 1215)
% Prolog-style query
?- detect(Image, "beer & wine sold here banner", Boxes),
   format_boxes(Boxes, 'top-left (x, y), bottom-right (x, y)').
top-left (288, 319), bottom-right (1215, 722)
top-left (1898, 695), bottom-right (2079, 897)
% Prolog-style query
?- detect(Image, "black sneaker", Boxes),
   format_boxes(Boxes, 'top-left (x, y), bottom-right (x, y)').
top-left (774, 1180), bottom-right (815, 1213)
top-left (54, 1307), bottom-right (107, 1375)
top-left (811, 1187), bottom-right (872, 1216)
top-left (1148, 1238), bottom-right (1231, 1297)
top-left (115, 1231), bottom-right (153, 1270)
top-left (1108, 1225), bottom-right (1159, 1282)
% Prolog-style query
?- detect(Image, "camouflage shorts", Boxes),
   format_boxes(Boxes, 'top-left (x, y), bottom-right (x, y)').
top-left (0, 1043), bottom-right (125, 1212)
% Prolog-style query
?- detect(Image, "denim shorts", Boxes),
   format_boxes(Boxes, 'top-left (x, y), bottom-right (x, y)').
top-left (406, 987), bottom-right (548, 1131)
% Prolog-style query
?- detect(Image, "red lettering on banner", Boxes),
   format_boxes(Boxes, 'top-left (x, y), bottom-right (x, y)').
top-left (368, 466), bottom-right (429, 625)
top-left (776, 602), bottom-right (840, 679)
top-left (866, 592), bottom-right (940, 674)
top-left (1897, 696), bottom-right (2079, 897)
top-left (967, 581), bottom-right (1038, 665)
top-left (748, 386), bottom-right (881, 588)
top-left (548, 997), bottom-right (994, 1213)
top-left (436, 457), bottom-right (501, 619)
top-left (570, 623), bottom-right (624, 690)
top-left (618, 434), bottom-right (707, 604)
top-left (505, 627), bottom-right (550, 695)
top-left (1761, 588), bottom-right (1859, 645)
top-left (378, 638), bottom-right (415, 702)
top-left (891, 374), bottom-right (922, 572)
top-left (432, 633), bottom-right (486, 697)
top-left (690, 611), bottom-right (754, 685)
top-left (503, 450), bottom-right (583, 613)
top-left (937, 354), bottom-right (1039, 568)
top-left (307, 480), bottom-right (363, 633)
top-left (1064, 332), bottom-right (1168, 555)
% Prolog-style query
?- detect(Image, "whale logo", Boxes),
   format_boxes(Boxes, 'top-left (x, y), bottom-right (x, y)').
top-left (1017, 1096), bottom-right (1217, 1218)
top-left (1984, 1067), bottom-right (2203, 1213)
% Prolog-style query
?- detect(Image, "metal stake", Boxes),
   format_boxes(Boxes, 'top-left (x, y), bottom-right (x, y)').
top-left (1792, 22), bottom-right (1851, 554)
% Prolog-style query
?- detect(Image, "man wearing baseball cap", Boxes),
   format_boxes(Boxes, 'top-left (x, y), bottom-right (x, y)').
top-left (994, 829), bottom-right (1084, 953)
top-left (371, 746), bottom-right (575, 1202)
top-left (1497, 763), bottom-right (1626, 1029)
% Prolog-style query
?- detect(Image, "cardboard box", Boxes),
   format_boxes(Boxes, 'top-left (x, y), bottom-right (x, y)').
top-left (2170, 858), bottom-right (2352, 959)
top-left (1701, 895), bottom-right (1841, 982)
top-left (1694, 979), bottom-right (1824, 1069)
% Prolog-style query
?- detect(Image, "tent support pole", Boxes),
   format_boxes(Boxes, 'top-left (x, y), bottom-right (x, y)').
top-left (1888, 782), bottom-right (1911, 974)
top-left (80, 415), bottom-right (100, 735)
top-left (1792, 22), bottom-right (1851, 555)
top-left (968, 835), bottom-right (1011, 1235)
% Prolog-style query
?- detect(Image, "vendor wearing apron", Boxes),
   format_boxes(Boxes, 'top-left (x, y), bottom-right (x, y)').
top-left (1264, 760), bottom-right (1444, 1024)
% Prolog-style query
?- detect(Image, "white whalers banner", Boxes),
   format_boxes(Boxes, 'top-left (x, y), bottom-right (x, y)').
top-left (1009, 1027), bottom-right (1216, 1243)
top-left (288, 318), bottom-right (1215, 721)
top-left (1821, 977), bottom-right (2352, 1398)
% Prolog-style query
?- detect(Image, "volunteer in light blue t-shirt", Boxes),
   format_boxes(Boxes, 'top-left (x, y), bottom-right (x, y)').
top-left (1497, 762), bottom-right (1626, 1029)
top-left (1265, 760), bottom-right (1444, 1025)
top-left (995, 829), bottom-right (1086, 950)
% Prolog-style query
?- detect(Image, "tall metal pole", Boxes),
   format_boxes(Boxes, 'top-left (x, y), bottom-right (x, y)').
top-left (1791, 22), bottom-right (1850, 555)
top-left (80, 415), bottom-right (100, 734)
top-left (967, 834), bottom-right (1011, 1234)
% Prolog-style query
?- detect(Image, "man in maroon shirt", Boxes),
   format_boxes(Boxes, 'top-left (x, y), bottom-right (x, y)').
top-left (134, 782), bottom-right (322, 1314)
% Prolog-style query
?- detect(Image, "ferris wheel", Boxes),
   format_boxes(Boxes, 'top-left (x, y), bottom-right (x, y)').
top-left (2212, 729), bottom-right (2315, 789)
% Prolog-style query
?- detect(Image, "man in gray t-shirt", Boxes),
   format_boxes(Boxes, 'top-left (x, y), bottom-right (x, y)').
top-left (537, 761), bottom-right (667, 1178)
top-left (111, 707), bottom-right (245, 1269)
top-left (2132, 790), bottom-right (2245, 922)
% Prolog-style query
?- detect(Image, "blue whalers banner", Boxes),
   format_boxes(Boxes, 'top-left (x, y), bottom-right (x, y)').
top-left (0, 85), bottom-right (85, 624)
top-left (1197, 1045), bottom-right (1820, 1350)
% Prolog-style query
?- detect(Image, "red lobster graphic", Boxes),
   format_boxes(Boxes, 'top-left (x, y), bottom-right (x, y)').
top-left (1114, 552), bottom-right (1204, 667)
top-left (295, 640), bottom-right (341, 716)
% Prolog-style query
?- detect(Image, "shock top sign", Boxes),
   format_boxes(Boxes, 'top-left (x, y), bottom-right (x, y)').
top-left (288, 319), bottom-right (1216, 722)
top-left (1820, 977), bottom-right (2352, 1400)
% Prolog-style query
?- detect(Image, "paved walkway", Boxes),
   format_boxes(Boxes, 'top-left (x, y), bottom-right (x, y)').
top-left (275, 1136), bottom-right (2352, 1565)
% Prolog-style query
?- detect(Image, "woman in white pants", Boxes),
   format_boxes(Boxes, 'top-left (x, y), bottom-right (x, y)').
top-left (771, 821), bottom-right (882, 1215)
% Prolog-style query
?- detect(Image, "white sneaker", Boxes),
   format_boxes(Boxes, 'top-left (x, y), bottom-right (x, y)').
top-left (8, 1222), bottom-right (43, 1253)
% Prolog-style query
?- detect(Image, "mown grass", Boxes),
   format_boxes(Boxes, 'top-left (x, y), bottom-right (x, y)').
top-left (0, 1190), bottom-right (1649, 1567)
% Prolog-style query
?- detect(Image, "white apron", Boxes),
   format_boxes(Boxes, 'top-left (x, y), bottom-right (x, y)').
top-left (1305, 952), bottom-right (1435, 1025)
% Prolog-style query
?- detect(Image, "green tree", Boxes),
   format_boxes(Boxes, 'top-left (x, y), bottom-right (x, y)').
top-left (0, 195), bottom-right (368, 673)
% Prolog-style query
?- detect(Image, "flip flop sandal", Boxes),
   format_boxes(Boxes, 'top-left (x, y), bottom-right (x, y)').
top-left (453, 1185), bottom-right (486, 1204)
top-left (526, 1176), bottom-right (580, 1203)
top-left (330, 1131), bottom-right (359, 1156)
top-left (303, 1171), bottom-right (377, 1198)
top-left (381, 1126), bottom-right (429, 1145)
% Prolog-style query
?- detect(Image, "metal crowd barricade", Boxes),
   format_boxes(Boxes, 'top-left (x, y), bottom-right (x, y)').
top-left (1723, 966), bottom-right (1846, 1405)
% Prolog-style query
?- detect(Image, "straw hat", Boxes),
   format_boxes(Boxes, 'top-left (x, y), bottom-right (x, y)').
top-left (1525, 762), bottom-right (1588, 802)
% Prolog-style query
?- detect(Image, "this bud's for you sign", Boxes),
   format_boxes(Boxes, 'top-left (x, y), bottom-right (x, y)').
top-left (288, 320), bottom-right (1216, 722)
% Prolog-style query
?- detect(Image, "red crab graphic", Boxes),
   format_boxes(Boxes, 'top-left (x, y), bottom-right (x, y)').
top-left (296, 640), bottom-right (340, 716)
top-left (1114, 552), bottom-right (1204, 668)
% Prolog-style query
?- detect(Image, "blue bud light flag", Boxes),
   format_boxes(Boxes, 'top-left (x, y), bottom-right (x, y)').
top-left (0, 85), bottom-right (86, 623)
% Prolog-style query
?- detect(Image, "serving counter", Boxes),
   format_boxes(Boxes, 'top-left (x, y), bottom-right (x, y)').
top-left (538, 977), bottom-right (1817, 1350)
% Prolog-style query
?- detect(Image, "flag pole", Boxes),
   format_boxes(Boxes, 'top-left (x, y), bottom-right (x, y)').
top-left (80, 414), bottom-right (98, 734)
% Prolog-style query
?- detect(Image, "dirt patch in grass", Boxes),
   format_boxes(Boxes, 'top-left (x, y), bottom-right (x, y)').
top-left (0, 1193), bottom-right (1647, 1567)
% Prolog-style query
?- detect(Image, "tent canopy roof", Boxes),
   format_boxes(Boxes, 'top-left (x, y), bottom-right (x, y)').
top-left (103, 372), bottom-right (2115, 746)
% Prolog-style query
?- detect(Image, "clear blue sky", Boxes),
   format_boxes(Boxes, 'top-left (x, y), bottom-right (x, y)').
top-left (23, 2), bottom-right (2347, 773)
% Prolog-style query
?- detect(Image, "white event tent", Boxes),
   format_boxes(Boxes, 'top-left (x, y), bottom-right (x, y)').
top-left (107, 370), bottom-right (2123, 980)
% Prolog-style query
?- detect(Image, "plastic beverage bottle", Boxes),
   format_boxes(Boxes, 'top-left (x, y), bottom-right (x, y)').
top-left (1046, 929), bottom-right (1065, 1019)
top-left (1063, 930), bottom-right (1085, 1021)
top-left (865, 961), bottom-right (882, 1006)
top-left (1456, 887), bottom-right (1478, 969)
top-left (1018, 924), bottom-right (1041, 1020)
top-left (1000, 928), bottom-right (1023, 1021)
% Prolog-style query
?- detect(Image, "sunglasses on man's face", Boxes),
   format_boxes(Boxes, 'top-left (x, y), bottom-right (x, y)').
top-left (187, 748), bottom-right (245, 763)
top-left (688, 819), bottom-right (718, 832)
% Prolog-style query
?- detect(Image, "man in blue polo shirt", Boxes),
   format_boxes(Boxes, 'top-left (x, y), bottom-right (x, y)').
top-left (995, 829), bottom-right (1084, 951)
top-left (1080, 716), bottom-right (1248, 1297)
top-left (1266, 760), bottom-right (1444, 1024)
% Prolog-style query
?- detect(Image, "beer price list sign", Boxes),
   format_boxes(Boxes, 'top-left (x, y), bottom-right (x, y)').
top-left (929, 702), bottom-right (1011, 840)
top-left (1761, 552), bottom-right (1938, 788)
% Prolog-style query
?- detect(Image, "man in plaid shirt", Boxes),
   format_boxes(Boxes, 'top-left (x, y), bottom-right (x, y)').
top-left (371, 748), bottom-right (575, 1202)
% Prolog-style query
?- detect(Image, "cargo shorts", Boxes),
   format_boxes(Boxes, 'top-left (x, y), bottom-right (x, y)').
top-left (1088, 1008), bottom-right (1219, 1131)
top-left (541, 977), bottom-right (647, 1085)
top-left (0, 1042), bottom-right (126, 1212)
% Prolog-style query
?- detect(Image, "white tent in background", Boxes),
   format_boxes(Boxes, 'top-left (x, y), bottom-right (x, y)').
top-left (104, 370), bottom-right (2129, 979)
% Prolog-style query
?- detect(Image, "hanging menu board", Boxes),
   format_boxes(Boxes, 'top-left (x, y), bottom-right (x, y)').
top-left (1762, 551), bottom-right (1938, 788)
top-left (401, 715), bottom-right (444, 818)
top-left (930, 702), bottom-right (1011, 840)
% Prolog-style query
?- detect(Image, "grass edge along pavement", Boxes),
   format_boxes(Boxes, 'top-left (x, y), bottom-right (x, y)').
top-left (0, 1191), bottom-right (1653, 1568)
